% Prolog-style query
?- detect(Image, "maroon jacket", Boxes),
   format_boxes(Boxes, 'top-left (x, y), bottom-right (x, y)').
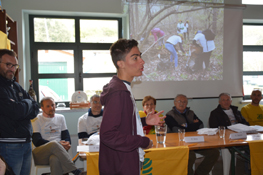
top-left (99, 75), bottom-right (150, 175)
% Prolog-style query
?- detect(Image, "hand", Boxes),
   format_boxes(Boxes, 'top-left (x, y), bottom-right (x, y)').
top-left (60, 140), bottom-right (71, 151)
top-left (146, 109), bottom-right (166, 126)
top-left (193, 119), bottom-right (199, 123)
top-left (0, 158), bottom-right (6, 175)
top-left (146, 140), bottom-right (153, 149)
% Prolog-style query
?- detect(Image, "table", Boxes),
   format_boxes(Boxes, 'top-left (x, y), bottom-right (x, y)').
top-left (80, 130), bottom-right (263, 175)
top-left (147, 130), bottom-right (263, 175)
top-left (146, 130), bottom-right (249, 150)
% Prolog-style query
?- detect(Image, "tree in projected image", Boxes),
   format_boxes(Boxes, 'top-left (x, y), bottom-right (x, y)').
top-left (125, 0), bottom-right (224, 81)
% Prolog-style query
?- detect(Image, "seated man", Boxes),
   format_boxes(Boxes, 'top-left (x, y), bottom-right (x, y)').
top-left (209, 93), bottom-right (250, 174)
top-left (139, 96), bottom-right (163, 134)
top-left (165, 94), bottom-right (219, 175)
top-left (31, 97), bottom-right (85, 175)
top-left (241, 89), bottom-right (263, 126)
top-left (209, 93), bottom-right (249, 128)
top-left (78, 94), bottom-right (103, 145)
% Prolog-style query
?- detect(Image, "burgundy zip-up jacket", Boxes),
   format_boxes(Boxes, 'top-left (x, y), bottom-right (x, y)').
top-left (99, 75), bottom-right (150, 175)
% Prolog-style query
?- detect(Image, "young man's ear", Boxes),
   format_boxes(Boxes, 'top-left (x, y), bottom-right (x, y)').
top-left (117, 60), bottom-right (125, 69)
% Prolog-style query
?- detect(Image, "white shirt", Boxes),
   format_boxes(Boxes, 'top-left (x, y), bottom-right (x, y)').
top-left (32, 113), bottom-right (68, 142)
top-left (193, 33), bottom-right (215, 52)
top-left (223, 108), bottom-right (237, 125)
top-left (78, 111), bottom-right (103, 135)
top-left (123, 82), bottom-right (145, 162)
top-left (166, 35), bottom-right (182, 46)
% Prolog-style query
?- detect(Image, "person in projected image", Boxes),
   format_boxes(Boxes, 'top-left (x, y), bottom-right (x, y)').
top-left (241, 89), bottom-right (263, 126)
top-left (165, 34), bottom-right (186, 68)
top-left (139, 96), bottom-right (163, 135)
top-left (177, 20), bottom-right (184, 34)
top-left (192, 29), bottom-right (215, 72)
top-left (31, 97), bottom-right (85, 175)
top-left (150, 28), bottom-right (165, 49)
top-left (165, 94), bottom-right (219, 175)
top-left (77, 94), bottom-right (103, 145)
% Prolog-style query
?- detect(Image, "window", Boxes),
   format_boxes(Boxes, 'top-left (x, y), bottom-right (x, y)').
top-left (243, 24), bottom-right (263, 98)
top-left (242, 0), bottom-right (263, 5)
top-left (29, 15), bottom-right (122, 104)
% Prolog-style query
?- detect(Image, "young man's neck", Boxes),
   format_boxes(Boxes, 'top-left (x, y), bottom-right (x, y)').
top-left (117, 73), bottom-right (133, 83)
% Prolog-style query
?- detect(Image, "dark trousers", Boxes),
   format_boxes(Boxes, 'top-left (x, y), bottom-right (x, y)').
top-left (188, 149), bottom-right (220, 175)
top-left (194, 51), bottom-right (212, 71)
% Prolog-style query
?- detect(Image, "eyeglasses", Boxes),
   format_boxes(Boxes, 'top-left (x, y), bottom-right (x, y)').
top-left (92, 101), bottom-right (101, 104)
top-left (176, 101), bottom-right (187, 104)
top-left (0, 62), bottom-right (19, 69)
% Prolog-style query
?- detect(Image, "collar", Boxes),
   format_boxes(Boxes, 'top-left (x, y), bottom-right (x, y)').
top-left (0, 75), bottom-right (15, 86)
top-left (88, 108), bottom-right (103, 117)
top-left (173, 106), bottom-right (187, 114)
top-left (122, 80), bottom-right (131, 85)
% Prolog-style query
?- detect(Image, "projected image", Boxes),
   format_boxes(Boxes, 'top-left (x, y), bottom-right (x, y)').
top-left (129, 1), bottom-right (224, 81)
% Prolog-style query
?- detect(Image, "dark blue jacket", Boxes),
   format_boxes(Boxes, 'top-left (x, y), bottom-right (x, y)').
top-left (0, 76), bottom-right (39, 143)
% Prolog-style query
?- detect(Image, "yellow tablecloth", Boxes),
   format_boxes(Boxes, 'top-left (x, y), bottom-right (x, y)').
top-left (0, 31), bottom-right (11, 49)
top-left (248, 140), bottom-right (263, 175)
top-left (86, 146), bottom-right (189, 175)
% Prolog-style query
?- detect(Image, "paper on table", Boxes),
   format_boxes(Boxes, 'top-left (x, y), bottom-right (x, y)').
top-left (228, 123), bottom-right (257, 133)
top-left (249, 125), bottom-right (263, 132)
top-left (197, 128), bottom-right (218, 135)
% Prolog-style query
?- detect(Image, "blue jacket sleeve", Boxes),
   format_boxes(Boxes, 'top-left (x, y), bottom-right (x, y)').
top-left (32, 133), bottom-right (49, 147)
top-left (61, 130), bottom-right (71, 144)
top-left (0, 88), bottom-right (39, 121)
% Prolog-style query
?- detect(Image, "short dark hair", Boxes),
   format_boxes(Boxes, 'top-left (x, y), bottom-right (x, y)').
top-left (110, 39), bottom-right (138, 69)
top-left (142, 96), bottom-right (156, 106)
top-left (0, 49), bottom-right (17, 61)
top-left (40, 97), bottom-right (54, 107)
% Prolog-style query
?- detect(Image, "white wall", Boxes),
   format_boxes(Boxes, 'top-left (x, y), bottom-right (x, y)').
top-left (2, 0), bottom-right (263, 169)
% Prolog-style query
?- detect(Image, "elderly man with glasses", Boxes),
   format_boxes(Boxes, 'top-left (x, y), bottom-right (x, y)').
top-left (77, 94), bottom-right (103, 145)
top-left (0, 49), bottom-right (39, 175)
top-left (165, 94), bottom-right (219, 175)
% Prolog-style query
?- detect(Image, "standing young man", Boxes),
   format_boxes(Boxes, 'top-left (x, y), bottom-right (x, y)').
top-left (99, 39), bottom-right (166, 175)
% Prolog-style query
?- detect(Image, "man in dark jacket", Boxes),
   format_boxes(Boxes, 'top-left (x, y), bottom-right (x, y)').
top-left (165, 94), bottom-right (219, 175)
top-left (0, 49), bottom-right (39, 175)
top-left (99, 39), bottom-right (166, 175)
top-left (209, 93), bottom-right (249, 128)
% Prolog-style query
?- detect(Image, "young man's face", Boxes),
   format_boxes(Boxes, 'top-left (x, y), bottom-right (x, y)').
top-left (118, 46), bottom-right (145, 79)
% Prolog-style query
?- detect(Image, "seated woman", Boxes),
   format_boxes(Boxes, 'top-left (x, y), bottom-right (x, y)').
top-left (139, 96), bottom-right (163, 134)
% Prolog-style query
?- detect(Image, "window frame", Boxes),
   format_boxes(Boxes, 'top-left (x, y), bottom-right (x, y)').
top-left (243, 23), bottom-right (263, 99)
top-left (29, 14), bottom-right (122, 105)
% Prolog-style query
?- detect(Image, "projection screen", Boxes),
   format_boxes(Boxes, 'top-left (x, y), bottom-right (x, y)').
top-left (127, 1), bottom-right (243, 99)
